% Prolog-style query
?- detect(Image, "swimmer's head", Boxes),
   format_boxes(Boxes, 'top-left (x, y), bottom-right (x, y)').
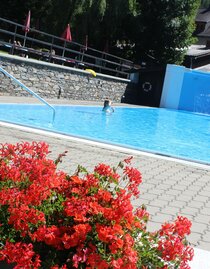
top-left (103, 99), bottom-right (112, 107)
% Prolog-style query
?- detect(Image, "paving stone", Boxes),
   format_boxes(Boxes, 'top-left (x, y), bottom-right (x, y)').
top-left (172, 185), bottom-right (187, 191)
top-left (157, 184), bottom-right (170, 190)
top-left (133, 198), bottom-right (151, 206)
top-left (159, 194), bottom-right (176, 201)
top-left (188, 185), bottom-right (203, 191)
top-left (180, 177), bottom-right (195, 186)
top-left (147, 189), bottom-right (165, 195)
top-left (193, 181), bottom-right (208, 187)
top-left (145, 205), bottom-right (161, 216)
top-left (193, 196), bottom-right (209, 202)
top-left (197, 241), bottom-right (210, 251)
top-left (182, 190), bottom-right (198, 197)
top-left (140, 183), bottom-right (156, 190)
top-left (203, 231), bottom-right (210, 243)
top-left (174, 171), bottom-right (192, 177)
top-left (180, 207), bottom-right (199, 216)
top-left (162, 180), bottom-right (179, 186)
top-left (205, 201), bottom-right (210, 208)
top-left (168, 200), bottom-right (187, 208)
top-left (140, 193), bottom-right (158, 201)
top-left (161, 206), bottom-right (180, 215)
top-left (187, 200), bottom-right (205, 209)
top-left (199, 190), bottom-right (210, 197)
top-left (176, 195), bottom-right (193, 202)
top-left (151, 213), bottom-right (174, 223)
top-left (191, 223), bottom-right (208, 234)
top-left (190, 172), bottom-right (206, 178)
top-left (149, 174), bottom-right (164, 180)
top-left (146, 179), bottom-right (162, 186)
top-left (198, 177), bottom-right (210, 183)
top-left (187, 232), bottom-right (202, 245)
top-left (200, 208), bottom-right (210, 216)
top-left (193, 214), bottom-right (210, 225)
top-left (182, 181), bottom-right (197, 187)
top-left (204, 186), bottom-right (210, 192)
top-left (149, 199), bottom-right (169, 207)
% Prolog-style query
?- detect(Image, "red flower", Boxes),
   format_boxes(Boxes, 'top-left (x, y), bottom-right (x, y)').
top-left (123, 166), bottom-right (142, 197)
top-left (123, 156), bottom-right (133, 164)
top-left (0, 142), bottom-right (193, 268)
top-left (175, 216), bottom-right (192, 237)
top-left (94, 163), bottom-right (120, 182)
top-left (0, 242), bottom-right (41, 268)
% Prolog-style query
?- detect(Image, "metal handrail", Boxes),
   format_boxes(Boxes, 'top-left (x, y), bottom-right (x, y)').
top-left (0, 17), bottom-right (134, 64)
top-left (0, 31), bottom-right (131, 74)
top-left (0, 17), bottom-right (137, 78)
top-left (0, 66), bottom-right (56, 122)
top-left (0, 29), bottom-right (132, 73)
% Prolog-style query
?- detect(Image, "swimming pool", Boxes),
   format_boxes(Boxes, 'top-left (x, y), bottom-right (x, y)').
top-left (0, 104), bottom-right (209, 165)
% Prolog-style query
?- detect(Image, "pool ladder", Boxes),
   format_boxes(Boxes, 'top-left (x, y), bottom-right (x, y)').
top-left (0, 66), bottom-right (56, 122)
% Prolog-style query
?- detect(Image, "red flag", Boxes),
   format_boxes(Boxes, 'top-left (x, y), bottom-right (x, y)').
top-left (23, 10), bottom-right (31, 33)
top-left (61, 24), bottom-right (72, 41)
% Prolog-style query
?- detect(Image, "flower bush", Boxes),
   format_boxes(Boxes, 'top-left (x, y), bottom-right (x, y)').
top-left (0, 141), bottom-right (194, 269)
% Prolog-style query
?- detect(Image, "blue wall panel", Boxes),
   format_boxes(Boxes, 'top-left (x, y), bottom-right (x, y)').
top-left (178, 71), bottom-right (210, 114)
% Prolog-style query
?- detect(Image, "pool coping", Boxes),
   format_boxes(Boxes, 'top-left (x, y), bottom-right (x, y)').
top-left (1, 120), bottom-right (210, 171)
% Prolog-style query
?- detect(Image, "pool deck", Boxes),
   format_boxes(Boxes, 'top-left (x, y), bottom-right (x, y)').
top-left (0, 96), bottom-right (210, 266)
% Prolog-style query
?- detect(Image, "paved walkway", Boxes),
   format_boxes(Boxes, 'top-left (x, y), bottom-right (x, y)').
top-left (0, 97), bottom-right (210, 253)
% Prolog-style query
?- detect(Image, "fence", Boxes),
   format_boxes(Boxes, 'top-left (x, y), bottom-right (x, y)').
top-left (0, 17), bottom-right (137, 79)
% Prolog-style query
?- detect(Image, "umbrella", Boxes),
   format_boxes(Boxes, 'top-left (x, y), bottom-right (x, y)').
top-left (23, 10), bottom-right (31, 47)
top-left (61, 24), bottom-right (72, 41)
top-left (61, 24), bottom-right (72, 57)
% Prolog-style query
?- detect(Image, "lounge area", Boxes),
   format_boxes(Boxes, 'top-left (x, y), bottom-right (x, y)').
top-left (0, 17), bottom-right (137, 79)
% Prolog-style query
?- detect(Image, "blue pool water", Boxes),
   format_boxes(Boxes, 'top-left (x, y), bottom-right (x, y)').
top-left (0, 104), bottom-right (209, 164)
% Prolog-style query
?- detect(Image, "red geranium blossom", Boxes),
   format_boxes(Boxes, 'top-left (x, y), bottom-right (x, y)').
top-left (0, 142), bottom-right (193, 268)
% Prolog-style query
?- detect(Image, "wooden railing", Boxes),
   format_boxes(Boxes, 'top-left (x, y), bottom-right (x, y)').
top-left (0, 17), bottom-right (137, 79)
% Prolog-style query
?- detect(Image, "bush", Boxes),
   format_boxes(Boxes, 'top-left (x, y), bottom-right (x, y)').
top-left (0, 142), bottom-right (194, 268)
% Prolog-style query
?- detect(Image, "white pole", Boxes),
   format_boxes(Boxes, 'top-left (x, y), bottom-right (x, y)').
top-left (23, 32), bottom-right (27, 47)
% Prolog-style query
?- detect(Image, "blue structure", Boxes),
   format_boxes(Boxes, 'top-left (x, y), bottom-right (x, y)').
top-left (160, 64), bottom-right (210, 115)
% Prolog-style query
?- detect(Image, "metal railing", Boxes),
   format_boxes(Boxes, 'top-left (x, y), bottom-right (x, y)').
top-left (0, 65), bottom-right (56, 122)
top-left (0, 17), bottom-right (137, 79)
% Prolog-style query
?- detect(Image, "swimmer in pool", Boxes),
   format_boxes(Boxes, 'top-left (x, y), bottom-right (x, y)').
top-left (102, 99), bottom-right (114, 113)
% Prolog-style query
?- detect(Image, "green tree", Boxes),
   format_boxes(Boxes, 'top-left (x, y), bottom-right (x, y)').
top-left (43, 0), bottom-right (88, 36)
top-left (132, 0), bottom-right (200, 65)
top-left (0, 0), bottom-right (201, 65)
top-left (200, 0), bottom-right (210, 7)
top-left (71, 0), bottom-right (137, 51)
top-left (0, 0), bottom-right (53, 27)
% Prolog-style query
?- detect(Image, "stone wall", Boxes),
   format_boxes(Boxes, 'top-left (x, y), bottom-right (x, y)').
top-left (0, 54), bottom-right (130, 102)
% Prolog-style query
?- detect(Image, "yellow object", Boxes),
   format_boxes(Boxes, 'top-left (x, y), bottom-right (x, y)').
top-left (85, 69), bottom-right (96, 77)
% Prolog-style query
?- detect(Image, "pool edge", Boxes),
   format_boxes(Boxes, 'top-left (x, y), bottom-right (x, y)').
top-left (1, 120), bottom-right (210, 170)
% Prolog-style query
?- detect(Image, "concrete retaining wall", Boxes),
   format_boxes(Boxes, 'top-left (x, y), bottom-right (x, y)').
top-left (0, 54), bottom-right (130, 102)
